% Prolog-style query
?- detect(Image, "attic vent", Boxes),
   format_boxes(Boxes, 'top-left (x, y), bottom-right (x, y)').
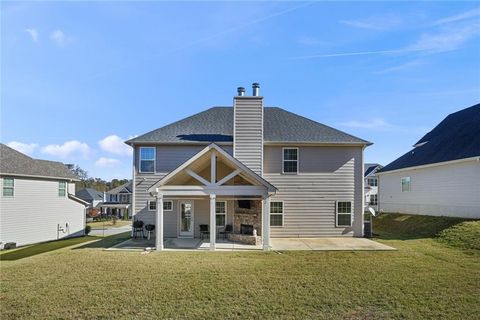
top-left (413, 141), bottom-right (428, 148)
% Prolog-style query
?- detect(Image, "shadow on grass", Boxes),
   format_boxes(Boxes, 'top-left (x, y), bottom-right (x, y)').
top-left (372, 213), bottom-right (475, 240)
top-left (73, 232), bottom-right (131, 249)
top-left (0, 236), bottom-right (96, 261)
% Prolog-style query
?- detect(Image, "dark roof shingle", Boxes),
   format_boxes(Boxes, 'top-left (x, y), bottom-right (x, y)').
top-left (76, 188), bottom-right (104, 202)
top-left (380, 104), bottom-right (480, 173)
top-left (0, 143), bottom-right (79, 180)
top-left (126, 107), bottom-right (371, 145)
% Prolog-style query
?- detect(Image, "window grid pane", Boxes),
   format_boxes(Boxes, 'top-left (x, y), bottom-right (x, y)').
top-left (270, 202), bottom-right (283, 214)
top-left (163, 201), bottom-right (172, 211)
top-left (4, 178), bottom-right (14, 187)
top-left (283, 148), bottom-right (298, 160)
top-left (3, 178), bottom-right (14, 197)
top-left (337, 201), bottom-right (351, 214)
top-left (337, 214), bottom-right (351, 226)
top-left (216, 214), bottom-right (226, 226)
top-left (270, 214), bottom-right (283, 226)
top-left (58, 182), bottom-right (66, 197)
top-left (140, 148), bottom-right (155, 160)
top-left (149, 201), bottom-right (157, 210)
top-left (215, 202), bottom-right (226, 214)
top-left (283, 161), bottom-right (297, 173)
top-left (140, 160), bottom-right (154, 173)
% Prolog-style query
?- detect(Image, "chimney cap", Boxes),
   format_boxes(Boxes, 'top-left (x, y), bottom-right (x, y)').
top-left (237, 87), bottom-right (245, 96)
top-left (252, 82), bottom-right (260, 88)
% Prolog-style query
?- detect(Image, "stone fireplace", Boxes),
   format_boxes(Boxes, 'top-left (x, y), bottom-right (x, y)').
top-left (227, 199), bottom-right (262, 245)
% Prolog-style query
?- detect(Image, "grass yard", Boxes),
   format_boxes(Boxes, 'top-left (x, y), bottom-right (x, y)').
top-left (86, 219), bottom-right (131, 229)
top-left (1, 214), bottom-right (479, 319)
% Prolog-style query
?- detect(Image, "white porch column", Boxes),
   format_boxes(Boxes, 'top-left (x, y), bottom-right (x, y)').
top-left (209, 194), bottom-right (216, 250)
top-left (262, 197), bottom-right (271, 251)
top-left (155, 192), bottom-right (164, 251)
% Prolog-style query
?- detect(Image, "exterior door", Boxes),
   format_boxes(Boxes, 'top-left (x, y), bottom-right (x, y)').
top-left (179, 201), bottom-right (194, 237)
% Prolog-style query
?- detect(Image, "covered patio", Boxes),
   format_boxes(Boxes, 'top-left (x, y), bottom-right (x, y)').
top-left (146, 143), bottom-right (277, 251)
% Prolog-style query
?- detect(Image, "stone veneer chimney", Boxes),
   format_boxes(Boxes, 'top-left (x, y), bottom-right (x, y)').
top-left (233, 83), bottom-right (263, 175)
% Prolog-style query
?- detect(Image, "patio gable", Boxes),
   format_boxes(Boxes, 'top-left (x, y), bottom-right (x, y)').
top-left (148, 143), bottom-right (276, 197)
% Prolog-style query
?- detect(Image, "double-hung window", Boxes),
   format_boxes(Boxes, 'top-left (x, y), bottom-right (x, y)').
top-left (369, 194), bottom-right (377, 205)
top-left (148, 200), bottom-right (173, 211)
top-left (283, 148), bottom-right (298, 174)
top-left (58, 181), bottom-right (67, 197)
top-left (401, 177), bottom-right (411, 192)
top-left (336, 201), bottom-right (352, 227)
top-left (270, 201), bottom-right (284, 227)
top-left (215, 201), bottom-right (226, 227)
top-left (139, 147), bottom-right (155, 173)
top-left (3, 178), bottom-right (14, 197)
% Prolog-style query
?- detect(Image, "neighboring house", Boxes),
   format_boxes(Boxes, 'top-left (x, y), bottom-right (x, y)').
top-left (76, 188), bottom-right (104, 215)
top-left (99, 181), bottom-right (132, 219)
top-left (377, 104), bottom-right (480, 219)
top-left (364, 163), bottom-right (382, 212)
top-left (125, 83), bottom-right (371, 251)
top-left (0, 143), bottom-right (88, 247)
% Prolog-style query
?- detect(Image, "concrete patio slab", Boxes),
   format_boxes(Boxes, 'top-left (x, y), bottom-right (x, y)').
top-left (271, 237), bottom-right (395, 251)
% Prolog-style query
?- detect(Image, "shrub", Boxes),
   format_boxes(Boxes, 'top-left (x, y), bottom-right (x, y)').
top-left (84, 225), bottom-right (91, 235)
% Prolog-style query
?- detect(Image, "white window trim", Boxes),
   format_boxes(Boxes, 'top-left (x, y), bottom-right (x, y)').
top-left (215, 201), bottom-right (227, 227)
top-left (148, 200), bottom-right (173, 212)
top-left (163, 200), bottom-right (173, 211)
top-left (270, 200), bottom-right (284, 227)
top-left (139, 147), bottom-right (156, 173)
top-left (401, 176), bottom-right (411, 192)
top-left (58, 181), bottom-right (67, 197)
top-left (2, 178), bottom-right (14, 197)
top-left (336, 201), bottom-right (352, 227)
top-left (282, 147), bottom-right (299, 174)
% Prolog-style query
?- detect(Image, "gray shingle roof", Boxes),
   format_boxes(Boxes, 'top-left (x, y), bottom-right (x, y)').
top-left (364, 163), bottom-right (382, 177)
top-left (126, 107), bottom-right (371, 145)
top-left (107, 181), bottom-right (132, 194)
top-left (0, 143), bottom-right (79, 180)
top-left (76, 188), bottom-right (104, 202)
top-left (380, 104), bottom-right (480, 173)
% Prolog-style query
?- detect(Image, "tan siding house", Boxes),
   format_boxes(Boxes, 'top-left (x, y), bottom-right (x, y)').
top-left (126, 84), bottom-right (371, 250)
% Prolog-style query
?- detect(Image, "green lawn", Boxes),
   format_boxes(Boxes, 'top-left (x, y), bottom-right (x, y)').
top-left (1, 214), bottom-right (479, 319)
top-left (87, 220), bottom-right (131, 229)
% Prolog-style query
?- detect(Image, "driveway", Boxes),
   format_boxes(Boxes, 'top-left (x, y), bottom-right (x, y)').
top-left (90, 225), bottom-right (131, 237)
top-left (270, 237), bottom-right (395, 251)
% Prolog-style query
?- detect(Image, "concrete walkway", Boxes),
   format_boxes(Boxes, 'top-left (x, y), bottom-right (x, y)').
top-left (271, 237), bottom-right (395, 251)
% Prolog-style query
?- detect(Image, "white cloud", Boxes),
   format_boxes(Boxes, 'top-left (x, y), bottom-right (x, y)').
top-left (95, 157), bottom-right (120, 167)
top-left (7, 141), bottom-right (38, 155)
top-left (98, 135), bottom-right (132, 156)
top-left (341, 118), bottom-right (392, 129)
top-left (433, 8), bottom-right (480, 26)
top-left (25, 28), bottom-right (38, 42)
top-left (41, 140), bottom-right (91, 158)
top-left (341, 14), bottom-right (403, 31)
top-left (50, 29), bottom-right (67, 46)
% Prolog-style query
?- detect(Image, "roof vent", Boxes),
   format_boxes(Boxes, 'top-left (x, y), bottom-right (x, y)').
top-left (237, 87), bottom-right (245, 96)
top-left (252, 83), bottom-right (260, 96)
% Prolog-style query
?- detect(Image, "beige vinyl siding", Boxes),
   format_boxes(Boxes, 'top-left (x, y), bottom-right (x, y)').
top-left (0, 177), bottom-right (85, 247)
top-left (133, 144), bottom-right (233, 237)
top-left (234, 97), bottom-right (263, 175)
top-left (378, 159), bottom-right (480, 218)
top-left (264, 146), bottom-right (364, 237)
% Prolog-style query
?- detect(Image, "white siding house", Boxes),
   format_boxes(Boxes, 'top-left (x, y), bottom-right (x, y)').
top-left (0, 144), bottom-right (87, 247)
top-left (378, 104), bottom-right (480, 219)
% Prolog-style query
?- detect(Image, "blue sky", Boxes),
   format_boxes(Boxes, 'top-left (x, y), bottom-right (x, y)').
top-left (2, 1), bottom-right (479, 180)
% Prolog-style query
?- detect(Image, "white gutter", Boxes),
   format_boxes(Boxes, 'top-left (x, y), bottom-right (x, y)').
top-left (0, 172), bottom-right (80, 182)
top-left (377, 156), bottom-right (480, 175)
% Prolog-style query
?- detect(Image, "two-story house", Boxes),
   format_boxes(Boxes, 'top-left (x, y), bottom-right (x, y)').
top-left (0, 143), bottom-right (87, 247)
top-left (364, 163), bottom-right (382, 212)
top-left (99, 181), bottom-right (132, 220)
top-left (125, 84), bottom-right (371, 251)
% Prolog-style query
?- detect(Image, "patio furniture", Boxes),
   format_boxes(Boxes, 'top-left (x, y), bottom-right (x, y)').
top-left (133, 220), bottom-right (144, 239)
top-left (219, 224), bottom-right (233, 239)
top-left (199, 224), bottom-right (209, 240)
top-left (145, 224), bottom-right (155, 240)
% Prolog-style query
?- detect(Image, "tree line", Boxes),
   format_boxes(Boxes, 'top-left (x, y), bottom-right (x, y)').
top-left (70, 165), bottom-right (129, 192)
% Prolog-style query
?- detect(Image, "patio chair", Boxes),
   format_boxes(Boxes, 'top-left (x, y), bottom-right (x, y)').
top-left (199, 224), bottom-right (209, 240)
top-left (133, 220), bottom-right (144, 239)
top-left (145, 224), bottom-right (155, 240)
top-left (219, 224), bottom-right (233, 240)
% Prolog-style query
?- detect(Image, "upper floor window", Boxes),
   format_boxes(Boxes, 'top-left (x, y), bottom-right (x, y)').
top-left (282, 148), bottom-right (298, 174)
top-left (139, 147), bottom-right (155, 173)
top-left (3, 178), bottom-right (14, 197)
top-left (367, 178), bottom-right (377, 186)
top-left (401, 177), bottom-right (411, 192)
top-left (58, 181), bottom-right (67, 197)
